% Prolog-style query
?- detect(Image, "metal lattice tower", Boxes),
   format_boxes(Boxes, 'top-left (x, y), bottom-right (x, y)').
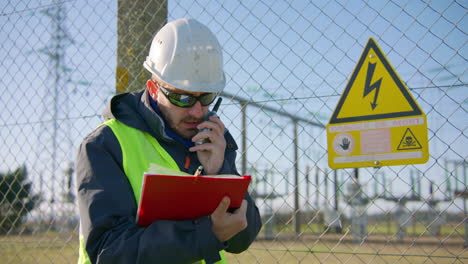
top-left (37, 1), bottom-right (73, 207)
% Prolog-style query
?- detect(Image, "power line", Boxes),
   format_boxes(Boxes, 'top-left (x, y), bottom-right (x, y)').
top-left (411, 83), bottom-right (467, 90)
top-left (0, 0), bottom-right (75, 17)
top-left (0, 115), bottom-right (101, 128)
top-left (222, 83), bottom-right (467, 106)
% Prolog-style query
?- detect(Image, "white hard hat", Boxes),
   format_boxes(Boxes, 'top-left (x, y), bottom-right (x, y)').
top-left (143, 18), bottom-right (226, 93)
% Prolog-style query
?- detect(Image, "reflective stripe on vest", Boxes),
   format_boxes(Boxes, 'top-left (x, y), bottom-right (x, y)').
top-left (78, 119), bottom-right (226, 264)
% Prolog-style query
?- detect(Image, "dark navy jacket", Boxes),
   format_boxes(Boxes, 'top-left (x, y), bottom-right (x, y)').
top-left (76, 89), bottom-right (262, 263)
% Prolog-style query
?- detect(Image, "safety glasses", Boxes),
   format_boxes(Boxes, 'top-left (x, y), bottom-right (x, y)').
top-left (157, 83), bottom-right (217, 108)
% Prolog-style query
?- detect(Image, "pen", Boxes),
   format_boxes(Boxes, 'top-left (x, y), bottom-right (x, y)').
top-left (194, 165), bottom-right (203, 177)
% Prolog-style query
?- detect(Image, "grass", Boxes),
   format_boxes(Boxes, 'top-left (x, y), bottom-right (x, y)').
top-left (226, 240), bottom-right (468, 264)
top-left (0, 226), bottom-right (466, 264)
top-left (0, 232), bottom-right (78, 264)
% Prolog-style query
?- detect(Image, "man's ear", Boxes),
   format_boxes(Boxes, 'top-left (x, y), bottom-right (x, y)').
top-left (147, 80), bottom-right (158, 100)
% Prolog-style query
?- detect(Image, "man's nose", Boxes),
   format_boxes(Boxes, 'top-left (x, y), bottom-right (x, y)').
top-left (188, 101), bottom-right (204, 119)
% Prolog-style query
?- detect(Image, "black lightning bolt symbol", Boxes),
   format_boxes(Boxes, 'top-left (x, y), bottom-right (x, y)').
top-left (363, 62), bottom-right (382, 110)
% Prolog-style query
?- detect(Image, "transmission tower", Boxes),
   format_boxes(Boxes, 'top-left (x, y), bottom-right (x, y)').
top-left (37, 1), bottom-right (73, 207)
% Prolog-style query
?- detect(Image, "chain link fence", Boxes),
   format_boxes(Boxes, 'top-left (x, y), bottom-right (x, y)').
top-left (1, 0), bottom-right (467, 263)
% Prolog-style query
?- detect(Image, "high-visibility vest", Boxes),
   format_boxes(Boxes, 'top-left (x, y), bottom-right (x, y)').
top-left (78, 119), bottom-right (226, 264)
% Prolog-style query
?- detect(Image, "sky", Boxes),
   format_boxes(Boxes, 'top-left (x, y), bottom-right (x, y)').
top-left (0, 0), bottom-right (466, 216)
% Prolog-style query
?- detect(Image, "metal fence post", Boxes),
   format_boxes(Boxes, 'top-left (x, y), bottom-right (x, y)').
top-left (293, 120), bottom-right (300, 235)
top-left (241, 101), bottom-right (248, 176)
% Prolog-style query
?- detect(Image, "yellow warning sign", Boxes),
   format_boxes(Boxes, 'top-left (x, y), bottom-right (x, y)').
top-left (329, 38), bottom-right (422, 124)
top-left (327, 38), bottom-right (429, 169)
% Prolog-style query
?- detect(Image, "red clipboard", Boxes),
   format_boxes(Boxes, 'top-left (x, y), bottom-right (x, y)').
top-left (136, 173), bottom-right (251, 226)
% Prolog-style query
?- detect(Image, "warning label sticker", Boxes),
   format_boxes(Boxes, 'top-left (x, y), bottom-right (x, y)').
top-left (327, 116), bottom-right (429, 168)
top-left (360, 129), bottom-right (391, 154)
top-left (397, 128), bottom-right (422, 150)
top-left (333, 132), bottom-right (355, 156)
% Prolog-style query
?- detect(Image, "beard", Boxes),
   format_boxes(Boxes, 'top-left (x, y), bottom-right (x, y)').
top-left (157, 98), bottom-right (205, 139)
top-left (169, 116), bottom-right (203, 139)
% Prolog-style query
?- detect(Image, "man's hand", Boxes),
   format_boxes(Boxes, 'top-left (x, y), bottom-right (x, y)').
top-left (210, 197), bottom-right (248, 242)
top-left (189, 116), bottom-right (226, 175)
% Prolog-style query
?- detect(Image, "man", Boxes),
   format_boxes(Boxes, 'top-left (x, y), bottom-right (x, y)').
top-left (76, 18), bottom-right (262, 264)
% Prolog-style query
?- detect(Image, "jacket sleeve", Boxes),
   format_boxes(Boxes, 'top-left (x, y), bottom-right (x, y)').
top-left (225, 192), bottom-right (262, 253)
top-left (76, 125), bottom-right (226, 264)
